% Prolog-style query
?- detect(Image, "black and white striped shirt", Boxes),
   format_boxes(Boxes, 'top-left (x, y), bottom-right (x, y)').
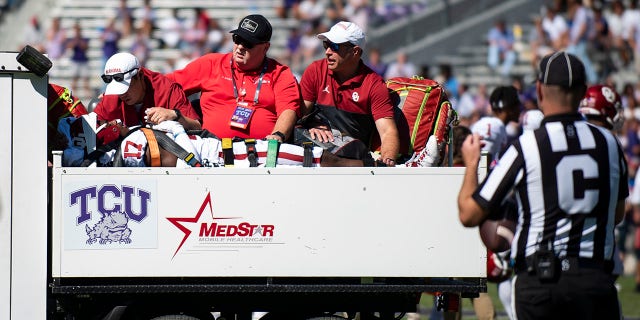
top-left (473, 113), bottom-right (628, 267)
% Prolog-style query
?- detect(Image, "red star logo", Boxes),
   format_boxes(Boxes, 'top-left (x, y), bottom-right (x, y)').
top-left (166, 192), bottom-right (236, 259)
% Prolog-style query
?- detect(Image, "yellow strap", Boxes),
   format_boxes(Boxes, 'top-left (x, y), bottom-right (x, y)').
top-left (222, 138), bottom-right (234, 167)
top-left (141, 128), bottom-right (161, 167)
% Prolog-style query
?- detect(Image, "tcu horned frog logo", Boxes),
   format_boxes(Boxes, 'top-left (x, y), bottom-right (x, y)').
top-left (70, 185), bottom-right (151, 245)
top-left (167, 192), bottom-right (276, 258)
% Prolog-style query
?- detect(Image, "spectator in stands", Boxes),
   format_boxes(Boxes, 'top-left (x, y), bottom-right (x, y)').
top-left (284, 27), bottom-right (303, 74)
top-left (529, 14), bottom-right (556, 73)
top-left (622, 82), bottom-right (639, 110)
top-left (438, 64), bottom-right (459, 101)
top-left (627, 9), bottom-right (640, 75)
top-left (205, 18), bottom-right (225, 54)
top-left (487, 18), bottom-right (517, 77)
top-left (342, 0), bottom-right (371, 33)
top-left (166, 14), bottom-right (300, 142)
top-left (541, 3), bottom-right (569, 51)
top-left (566, 0), bottom-right (598, 84)
top-left (93, 52), bottom-right (201, 131)
top-left (384, 51), bottom-right (417, 79)
top-left (296, 0), bottom-right (326, 29)
top-left (114, 0), bottom-right (134, 38)
top-left (474, 83), bottom-right (490, 118)
top-left (130, 28), bottom-right (151, 67)
top-left (182, 11), bottom-right (208, 56)
top-left (194, 7), bottom-right (211, 33)
top-left (22, 15), bottom-right (44, 52)
top-left (622, 0), bottom-right (640, 67)
top-left (418, 64), bottom-right (431, 79)
top-left (138, 0), bottom-right (156, 39)
top-left (299, 21), bottom-right (400, 165)
top-left (456, 83), bottom-right (476, 128)
top-left (66, 21), bottom-right (91, 98)
top-left (298, 21), bottom-right (324, 73)
top-left (157, 8), bottom-right (184, 49)
top-left (592, 4), bottom-right (616, 79)
top-left (606, 1), bottom-right (628, 68)
top-left (100, 18), bottom-right (122, 78)
top-left (365, 47), bottom-right (387, 77)
top-left (326, 0), bottom-right (347, 26)
top-left (623, 112), bottom-right (640, 172)
top-left (45, 16), bottom-right (66, 61)
top-left (276, 0), bottom-right (301, 19)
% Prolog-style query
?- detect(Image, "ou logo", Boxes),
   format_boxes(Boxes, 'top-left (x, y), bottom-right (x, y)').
top-left (601, 86), bottom-right (616, 104)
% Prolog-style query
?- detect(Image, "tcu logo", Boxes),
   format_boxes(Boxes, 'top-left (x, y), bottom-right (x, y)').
top-left (70, 185), bottom-right (151, 224)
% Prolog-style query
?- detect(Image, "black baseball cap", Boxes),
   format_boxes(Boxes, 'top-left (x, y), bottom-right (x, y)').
top-left (489, 85), bottom-right (520, 111)
top-left (230, 14), bottom-right (272, 45)
top-left (537, 51), bottom-right (586, 88)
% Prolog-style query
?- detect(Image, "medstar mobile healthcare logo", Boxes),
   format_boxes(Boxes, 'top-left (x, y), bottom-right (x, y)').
top-left (167, 192), bottom-right (276, 258)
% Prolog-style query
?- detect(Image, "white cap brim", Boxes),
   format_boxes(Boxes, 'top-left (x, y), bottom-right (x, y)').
top-left (317, 31), bottom-right (349, 45)
top-left (104, 79), bottom-right (131, 95)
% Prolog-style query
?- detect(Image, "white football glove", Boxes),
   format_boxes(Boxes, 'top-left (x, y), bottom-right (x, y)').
top-left (152, 120), bottom-right (185, 136)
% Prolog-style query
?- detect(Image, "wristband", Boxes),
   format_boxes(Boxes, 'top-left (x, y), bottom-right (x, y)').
top-left (271, 131), bottom-right (286, 141)
top-left (174, 109), bottom-right (183, 121)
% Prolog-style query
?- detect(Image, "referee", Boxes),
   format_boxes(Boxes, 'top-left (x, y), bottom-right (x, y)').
top-left (458, 51), bottom-right (627, 319)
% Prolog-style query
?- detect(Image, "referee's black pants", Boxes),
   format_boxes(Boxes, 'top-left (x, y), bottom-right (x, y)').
top-left (513, 268), bottom-right (620, 320)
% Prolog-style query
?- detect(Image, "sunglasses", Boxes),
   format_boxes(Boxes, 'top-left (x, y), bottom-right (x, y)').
top-left (322, 41), bottom-right (353, 52)
top-left (101, 68), bottom-right (138, 83)
top-left (233, 34), bottom-right (265, 49)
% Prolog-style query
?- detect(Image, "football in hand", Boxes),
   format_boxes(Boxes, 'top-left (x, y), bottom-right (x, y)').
top-left (479, 217), bottom-right (516, 253)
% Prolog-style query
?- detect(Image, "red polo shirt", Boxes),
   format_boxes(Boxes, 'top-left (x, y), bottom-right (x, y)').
top-left (300, 59), bottom-right (394, 121)
top-left (166, 52), bottom-right (301, 139)
top-left (94, 68), bottom-right (200, 126)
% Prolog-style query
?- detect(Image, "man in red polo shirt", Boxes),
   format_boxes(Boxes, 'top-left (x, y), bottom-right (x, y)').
top-left (166, 14), bottom-right (300, 142)
top-left (93, 52), bottom-right (201, 130)
top-left (300, 21), bottom-right (399, 165)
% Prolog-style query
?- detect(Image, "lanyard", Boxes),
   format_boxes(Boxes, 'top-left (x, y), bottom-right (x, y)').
top-left (230, 58), bottom-right (268, 104)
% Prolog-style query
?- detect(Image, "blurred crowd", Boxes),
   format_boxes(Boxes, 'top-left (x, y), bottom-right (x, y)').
top-left (18, 0), bottom-right (430, 96)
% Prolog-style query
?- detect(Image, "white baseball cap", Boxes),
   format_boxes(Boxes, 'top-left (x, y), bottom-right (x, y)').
top-left (103, 53), bottom-right (140, 95)
top-left (317, 21), bottom-right (366, 47)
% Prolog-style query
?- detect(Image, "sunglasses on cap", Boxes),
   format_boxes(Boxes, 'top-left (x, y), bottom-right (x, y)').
top-left (233, 34), bottom-right (266, 49)
top-left (322, 40), bottom-right (353, 52)
top-left (101, 68), bottom-right (138, 84)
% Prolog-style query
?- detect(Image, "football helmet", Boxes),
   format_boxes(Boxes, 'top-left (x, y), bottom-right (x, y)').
top-left (579, 85), bottom-right (623, 130)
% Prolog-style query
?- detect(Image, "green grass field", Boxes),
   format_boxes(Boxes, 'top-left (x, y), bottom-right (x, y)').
top-left (411, 275), bottom-right (640, 319)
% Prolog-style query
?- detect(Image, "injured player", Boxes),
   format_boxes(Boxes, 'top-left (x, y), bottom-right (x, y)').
top-left (69, 120), bottom-right (442, 168)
